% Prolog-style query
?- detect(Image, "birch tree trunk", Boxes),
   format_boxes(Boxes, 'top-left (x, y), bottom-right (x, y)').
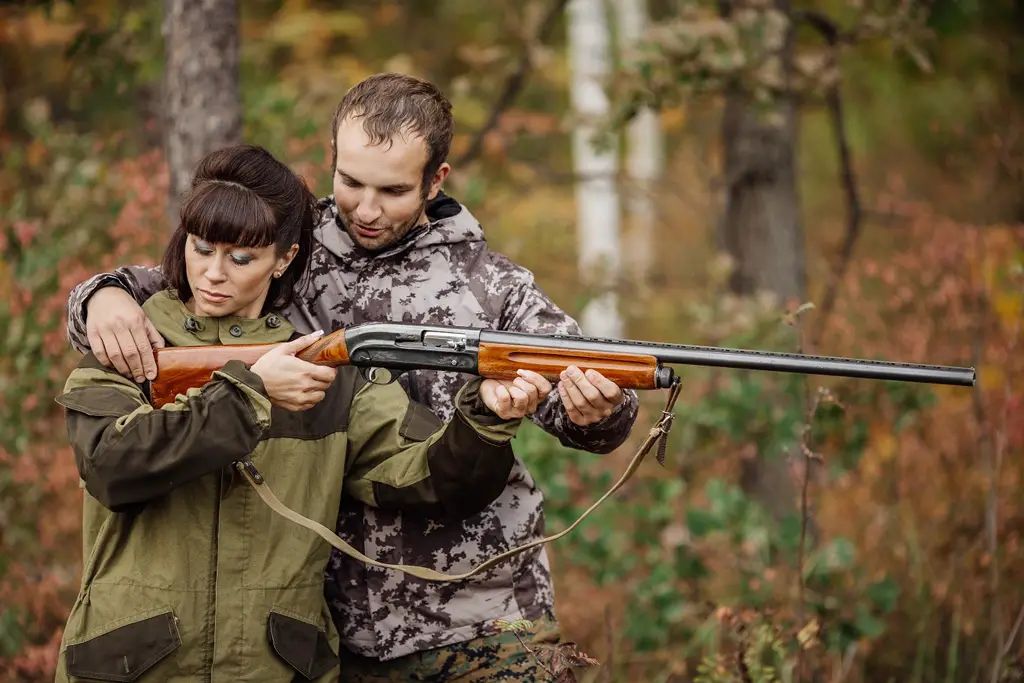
top-left (567, 0), bottom-right (624, 338)
top-left (614, 0), bottom-right (662, 292)
top-left (162, 0), bottom-right (243, 228)
top-left (717, 0), bottom-right (805, 523)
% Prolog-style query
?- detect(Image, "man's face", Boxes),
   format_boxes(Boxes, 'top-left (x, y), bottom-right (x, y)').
top-left (332, 117), bottom-right (449, 251)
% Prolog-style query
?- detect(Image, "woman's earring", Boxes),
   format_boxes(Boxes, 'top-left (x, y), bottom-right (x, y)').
top-left (273, 271), bottom-right (282, 278)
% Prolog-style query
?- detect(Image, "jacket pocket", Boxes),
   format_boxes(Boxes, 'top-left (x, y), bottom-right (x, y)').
top-left (65, 609), bottom-right (181, 682)
top-left (399, 400), bottom-right (443, 442)
top-left (267, 610), bottom-right (338, 681)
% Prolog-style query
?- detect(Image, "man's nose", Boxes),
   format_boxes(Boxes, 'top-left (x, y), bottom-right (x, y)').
top-left (354, 191), bottom-right (382, 225)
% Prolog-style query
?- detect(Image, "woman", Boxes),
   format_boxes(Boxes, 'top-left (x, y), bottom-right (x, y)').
top-left (53, 144), bottom-right (551, 683)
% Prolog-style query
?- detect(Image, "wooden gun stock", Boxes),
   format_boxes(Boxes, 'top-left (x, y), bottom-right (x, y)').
top-left (149, 330), bottom-right (350, 408)
top-left (477, 343), bottom-right (660, 390)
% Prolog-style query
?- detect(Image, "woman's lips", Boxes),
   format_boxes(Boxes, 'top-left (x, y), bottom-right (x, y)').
top-left (197, 288), bottom-right (230, 303)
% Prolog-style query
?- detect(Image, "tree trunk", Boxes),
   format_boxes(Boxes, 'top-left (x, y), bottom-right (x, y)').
top-left (717, 0), bottom-right (805, 524)
top-left (614, 0), bottom-right (662, 295)
top-left (162, 0), bottom-right (243, 228)
top-left (567, 0), bottom-right (624, 339)
top-left (719, 100), bottom-right (805, 304)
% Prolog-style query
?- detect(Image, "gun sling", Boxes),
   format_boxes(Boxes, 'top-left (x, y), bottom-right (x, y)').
top-left (235, 378), bottom-right (683, 583)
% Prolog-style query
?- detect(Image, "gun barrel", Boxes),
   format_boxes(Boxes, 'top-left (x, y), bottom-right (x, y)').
top-left (479, 330), bottom-right (976, 387)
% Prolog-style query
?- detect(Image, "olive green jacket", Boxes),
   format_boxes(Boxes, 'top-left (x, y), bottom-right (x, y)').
top-left (53, 291), bottom-right (521, 683)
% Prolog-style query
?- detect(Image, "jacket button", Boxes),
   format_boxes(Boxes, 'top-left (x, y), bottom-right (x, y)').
top-left (183, 316), bottom-right (201, 333)
top-left (229, 324), bottom-right (243, 337)
top-left (266, 315), bottom-right (281, 329)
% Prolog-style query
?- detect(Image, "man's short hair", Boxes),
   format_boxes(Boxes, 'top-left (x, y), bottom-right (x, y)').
top-left (330, 72), bottom-right (454, 192)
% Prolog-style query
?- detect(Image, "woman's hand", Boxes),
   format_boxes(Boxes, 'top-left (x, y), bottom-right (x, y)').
top-left (480, 369), bottom-right (553, 420)
top-left (250, 331), bottom-right (338, 411)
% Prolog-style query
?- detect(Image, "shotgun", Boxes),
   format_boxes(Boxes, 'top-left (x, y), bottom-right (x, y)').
top-left (148, 321), bottom-right (976, 407)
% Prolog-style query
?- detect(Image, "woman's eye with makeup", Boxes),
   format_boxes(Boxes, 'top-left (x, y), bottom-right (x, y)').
top-left (230, 252), bottom-right (253, 266)
top-left (192, 240), bottom-right (213, 256)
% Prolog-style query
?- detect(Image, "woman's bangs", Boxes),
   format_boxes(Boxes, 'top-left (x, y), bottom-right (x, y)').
top-left (182, 182), bottom-right (276, 248)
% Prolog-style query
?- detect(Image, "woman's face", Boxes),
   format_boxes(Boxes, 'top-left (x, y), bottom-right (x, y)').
top-left (184, 234), bottom-right (298, 318)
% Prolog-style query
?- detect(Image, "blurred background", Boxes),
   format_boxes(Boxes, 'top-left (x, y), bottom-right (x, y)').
top-left (1, 0), bottom-right (1022, 681)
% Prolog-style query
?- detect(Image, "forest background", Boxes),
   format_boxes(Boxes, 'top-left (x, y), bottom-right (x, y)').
top-left (0, 0), bottom-right (1023, 681)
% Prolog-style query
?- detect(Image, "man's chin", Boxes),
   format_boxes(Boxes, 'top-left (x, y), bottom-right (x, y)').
top-left (347, 229), bottom-right (394, 252)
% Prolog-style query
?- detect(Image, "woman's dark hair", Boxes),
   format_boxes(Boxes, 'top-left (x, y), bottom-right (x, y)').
top-left (161, 144), bottom-right (319, 315)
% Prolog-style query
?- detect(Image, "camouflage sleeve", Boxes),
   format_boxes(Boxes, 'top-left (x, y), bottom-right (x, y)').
top-left (66, 265), bottom-right (168, 354)
top-left (497, 266), bottom-right (640, 455)
top-left (343, 376), bottom-right (518, 522)
top-left (55, 354), bottom-right (271, 512)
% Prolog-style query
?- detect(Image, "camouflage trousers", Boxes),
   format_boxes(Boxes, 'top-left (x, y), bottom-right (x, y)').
top-left (336, 614), bottom-right (561, 682)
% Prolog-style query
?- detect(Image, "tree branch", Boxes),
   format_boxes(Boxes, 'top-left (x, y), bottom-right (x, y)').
top-left (455, 0), bottom-right (570, 167)
top-left (795, 10), bottom-right (863, 350)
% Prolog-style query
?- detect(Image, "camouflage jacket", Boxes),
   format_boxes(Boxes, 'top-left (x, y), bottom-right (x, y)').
top-left (64, 192), bottom-right (641, 660)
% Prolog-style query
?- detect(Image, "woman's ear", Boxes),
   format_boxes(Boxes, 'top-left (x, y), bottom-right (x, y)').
top-left (274, 243), bottom-right (300, 277)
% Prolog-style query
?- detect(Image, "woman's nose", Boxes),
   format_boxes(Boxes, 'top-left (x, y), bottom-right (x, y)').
top-left (205, 259), bottom-right (228, 282)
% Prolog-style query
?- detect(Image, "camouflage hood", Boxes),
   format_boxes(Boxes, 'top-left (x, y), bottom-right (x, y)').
top-left (315, 191), bottom-right (484, 264)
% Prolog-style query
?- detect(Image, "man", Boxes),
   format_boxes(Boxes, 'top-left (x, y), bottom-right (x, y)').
top-left (63, 72), bottom-right (640, 681)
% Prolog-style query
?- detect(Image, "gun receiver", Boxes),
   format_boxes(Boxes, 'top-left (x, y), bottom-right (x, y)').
top-left (149, 322), bottom-right (975, 407)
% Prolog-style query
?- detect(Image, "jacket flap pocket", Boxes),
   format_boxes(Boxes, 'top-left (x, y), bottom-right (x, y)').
top-left (56, 387), bottom-right (142, 418)
top-left (65, 610), bottom-right (180, 682)
top-left (399, 400), bottom-right (442, 442)
top-left (267, 610), bottom-right (337, 681)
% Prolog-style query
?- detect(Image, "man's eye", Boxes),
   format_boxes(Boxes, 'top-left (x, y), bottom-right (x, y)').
top-left (385, 188), bottom-right (407, 196)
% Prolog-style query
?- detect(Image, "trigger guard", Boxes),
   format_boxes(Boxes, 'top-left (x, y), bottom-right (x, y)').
top-left (358, 366), bottom-right (398, 385)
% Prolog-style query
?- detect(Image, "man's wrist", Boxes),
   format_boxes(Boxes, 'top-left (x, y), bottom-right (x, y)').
top-left (81, 276), bottom-right (134, 325)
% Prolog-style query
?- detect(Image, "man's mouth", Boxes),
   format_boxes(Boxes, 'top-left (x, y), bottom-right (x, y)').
top-left (354, 223), bottom-right (384, 239)
top-left (197, 288), bottom-right (230, 303)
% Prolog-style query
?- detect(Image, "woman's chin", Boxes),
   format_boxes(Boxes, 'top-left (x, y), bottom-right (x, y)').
top-left (193, 299), bottom-right (242, 318)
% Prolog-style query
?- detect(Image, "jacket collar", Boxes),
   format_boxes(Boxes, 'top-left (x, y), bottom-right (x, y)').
top-left (314, 191), bottom-right (486, 263)
top-left (142, 290), bottom-right (297, 347)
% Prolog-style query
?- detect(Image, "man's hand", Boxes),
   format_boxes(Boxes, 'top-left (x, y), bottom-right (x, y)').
top-left (86, 287), bottom-right (165, 383)
top-left (250, 331), bottom-right (338, 412)
top-left (556, 366), bottom-right (625, 427)
top-left (481, 369), bottom-right (553, 420)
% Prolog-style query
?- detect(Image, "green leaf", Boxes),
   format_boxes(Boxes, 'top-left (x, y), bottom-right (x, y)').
top-left (686, 507), bottom-right (721, 538)
top-left (0, 609), bottom-right (23, 658)
top-left (777, 513), bottom-right (803, 553)
top-left (854, 606), bottom-right (886, 639)
top-left (864, 576), bottom-right (901, 613)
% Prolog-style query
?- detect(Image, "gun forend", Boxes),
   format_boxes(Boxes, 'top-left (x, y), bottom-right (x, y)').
top-left (476, 342), bottom-right (671, 389)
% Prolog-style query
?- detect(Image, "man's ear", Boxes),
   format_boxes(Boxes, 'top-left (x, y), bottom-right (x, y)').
top-left (426, 163), bottom-right (451, 200)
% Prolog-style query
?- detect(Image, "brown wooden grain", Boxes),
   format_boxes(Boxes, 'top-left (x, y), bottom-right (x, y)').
top-left (477, 343), bottom-right (659, 390)
top-left (149, 331), bottom-right (352, 408)
top-left (296, 329), bottom-right (350, 365)
top-left (150, 344), bottom-right (272, 407)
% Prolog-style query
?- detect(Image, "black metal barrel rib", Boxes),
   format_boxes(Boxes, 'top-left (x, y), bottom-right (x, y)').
top-left (341, 323), bottom-right (975, 388)
top-left (478, 330), bottom-right (976, 387)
